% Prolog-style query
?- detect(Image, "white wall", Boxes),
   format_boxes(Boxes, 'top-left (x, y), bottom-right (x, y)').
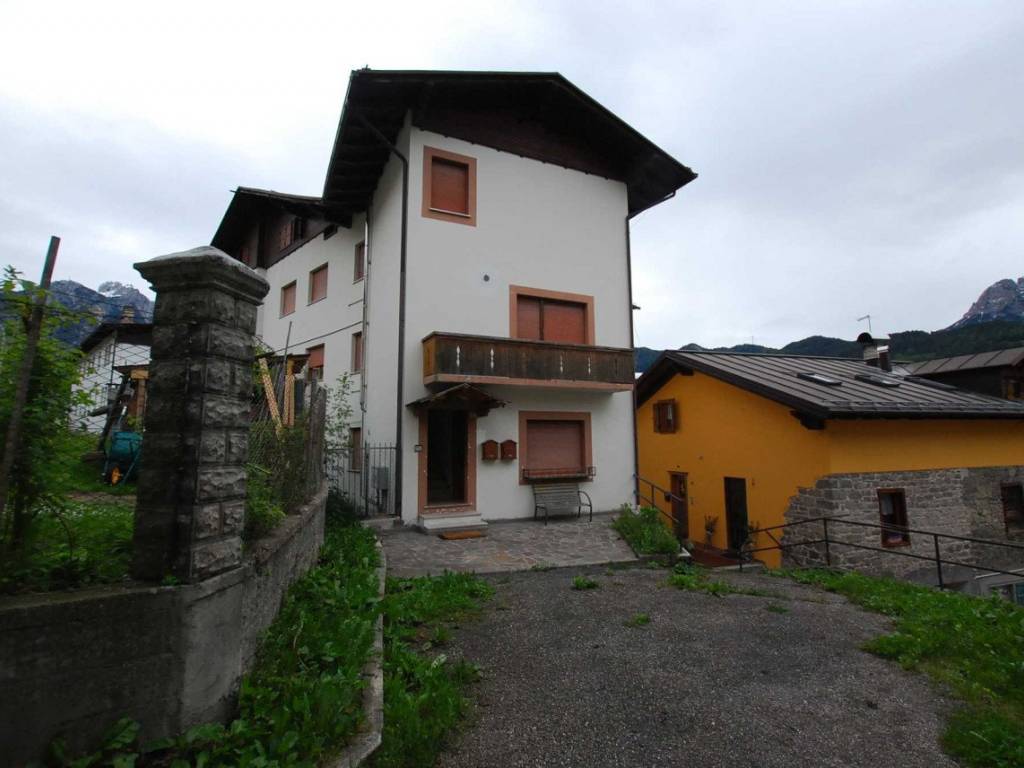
top-left (73, 336), bottom-right (151, 433)
top-left (256, 218), bottom-right (367, 423)
top-left (398, 125), bottom-right (635, 522)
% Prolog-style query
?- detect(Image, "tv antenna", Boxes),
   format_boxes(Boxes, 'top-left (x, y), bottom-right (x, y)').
top-left (857, 314), bottom-right (873, 333)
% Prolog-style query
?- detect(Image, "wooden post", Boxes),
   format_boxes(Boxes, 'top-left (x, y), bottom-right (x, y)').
top-left (0, 236), bottom-right (59, 526)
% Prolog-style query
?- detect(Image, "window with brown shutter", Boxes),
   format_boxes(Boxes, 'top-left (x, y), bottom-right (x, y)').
top-left (351, 331), bottom-right (363, 373)
top-left (1001, 484), bottom-right (1024, 534)
top-left (653, 400), bottom-right (677, 433)
top-left (280, 282), bottom-right (296, 317)
top-left (354, 241), bottom-right (365, 282)
top-left (510, 286), bottom-right (594, 345)
top-left (422, 146), bottom-right (477, 226)
top-left (309, 264), bottom-right (328, 304)
top-left (518, 411), bottom-right (593, 483)
top-left (291, 217), bottom-right (306, 242)
top-left (307, 345), bottom-right (324, 381)
top-left (878, 489), bottom-right (910, 547)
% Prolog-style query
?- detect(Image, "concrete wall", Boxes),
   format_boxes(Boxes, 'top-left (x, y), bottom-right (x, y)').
top-left (782, 468), bottom-right (1024, 581)
top-left (0, 487), bottom-right (326, 767)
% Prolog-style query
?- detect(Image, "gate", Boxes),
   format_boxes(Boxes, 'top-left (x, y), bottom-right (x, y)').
top-left (326, 442), bottom-right (397, 517)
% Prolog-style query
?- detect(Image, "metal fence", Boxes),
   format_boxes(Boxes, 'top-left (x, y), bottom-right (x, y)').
top-left (326, 442), bottom-right (397, 518)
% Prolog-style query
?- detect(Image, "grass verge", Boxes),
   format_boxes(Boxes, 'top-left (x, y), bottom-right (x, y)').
top-left (369, 572), bottom-right (493, 767)
top-left (612, 506), bottom-right (680, 556)
top-left (666, 562), bottom-right (782, 599)
top-left (779, 568), bottom-right (1024, 768)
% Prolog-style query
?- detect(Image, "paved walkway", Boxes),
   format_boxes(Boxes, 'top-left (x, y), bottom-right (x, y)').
top-left (438, 567), bottom-right (957, 768)
top-left (381, 514), bottom-right (637, 577)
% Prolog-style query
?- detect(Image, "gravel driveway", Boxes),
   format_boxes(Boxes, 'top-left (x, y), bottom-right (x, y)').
top-left (437, 566), bottom-right (957, 768)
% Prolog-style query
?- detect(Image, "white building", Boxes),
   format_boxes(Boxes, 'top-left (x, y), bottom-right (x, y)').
top-left (212, 70), bottom-right (696, 530)
top-left (74, 317), bottom-right (152, 434)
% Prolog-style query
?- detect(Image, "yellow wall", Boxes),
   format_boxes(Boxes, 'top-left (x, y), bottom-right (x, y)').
top-left (637, 372), bottom-right (829, 566)
top-left (637, 371), bottom-right (1024, 567)
top-left (827, 420), bottom-right (1024, 472)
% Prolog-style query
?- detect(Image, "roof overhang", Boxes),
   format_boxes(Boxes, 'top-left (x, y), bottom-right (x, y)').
top-left (210, 187), bottom-right (351, 255)
top-left (80, 322), bottom-right (153, 353)
top-left (323, 69), bottom-right (697, 218)
top-left (407, 383), bottom-right (507, 416)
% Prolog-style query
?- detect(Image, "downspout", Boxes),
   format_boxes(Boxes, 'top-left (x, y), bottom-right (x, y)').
top-left (626, 190), bottom-right (675, 505)
top-left (358, 114), bottom-right (409, 519)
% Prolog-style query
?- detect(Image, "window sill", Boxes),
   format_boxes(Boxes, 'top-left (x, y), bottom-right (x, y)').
top-left (280, 310), bottom-right (295, 318)
top-left (881, 539), bottom-right (911, 549)
top-left (307, 296), bottom-right (328, 306)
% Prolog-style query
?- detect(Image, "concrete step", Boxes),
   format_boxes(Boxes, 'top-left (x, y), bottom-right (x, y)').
top-left (417, 513), bottom-right (489, 535)
top-left (363, 515), bottom-right (402, 533)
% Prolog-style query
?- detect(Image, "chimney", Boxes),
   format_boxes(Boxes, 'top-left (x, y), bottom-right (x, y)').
top-left (120, 305), bottom-right (135, 324)
top-left (857, 332), bottom-right (892, 372)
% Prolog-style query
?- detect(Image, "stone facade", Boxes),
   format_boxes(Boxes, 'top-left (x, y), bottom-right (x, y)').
top-left (131, 247), bottom-right (269, 583)
top-left (781, 466), bottom-right (1024, 582)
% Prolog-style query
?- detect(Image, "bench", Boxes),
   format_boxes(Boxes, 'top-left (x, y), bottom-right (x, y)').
top-left (532, 482), bottom-right (593, 525)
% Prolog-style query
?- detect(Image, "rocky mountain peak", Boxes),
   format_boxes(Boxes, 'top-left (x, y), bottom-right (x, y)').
top-left (949, 277), bottom-right (1024, 329)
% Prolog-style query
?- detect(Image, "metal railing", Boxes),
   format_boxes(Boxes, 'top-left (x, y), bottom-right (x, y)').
top-left (745, 516), bottom-right (1024, 589)
top-left (326, 443), bottom-right (397, 518)
top-left (636, 475), bottom-right (683, 532)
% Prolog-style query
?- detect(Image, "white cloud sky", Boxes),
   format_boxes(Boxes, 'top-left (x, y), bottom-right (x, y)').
top-left (1, 0), bottom-right (1022, 349)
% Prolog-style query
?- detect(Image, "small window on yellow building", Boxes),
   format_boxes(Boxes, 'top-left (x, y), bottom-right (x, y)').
top-left (653, 400), bottom-right (677, 433)
top-left (878, 489), bottom-right (910, 547)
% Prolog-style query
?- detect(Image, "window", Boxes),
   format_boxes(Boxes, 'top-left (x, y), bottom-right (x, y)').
top-left (291, 217), bottom-right (306, 242)
top-left (518, 411), bottom-right (593, 483)
top-left (653, 400), bottom-right (677, 433)
top-left (278, 217), bottom-right (306, 252)
top-left (878, 489), bottom-right (910, 547)
top-left (354, 241), bottom-right (365, 282)
top-left (1001, 484), bottom-right (1024, 534)
top-left (307, 345), bottom-right (324, 381)
top-left (349, 427), bottom-right (362, 472)
top-left (351, 331), bottom-right (363, 373)
top-left (280, 282), bottom-right (296, 317)
top-left (510, 286), bottom-right (595, 345)
top-left (422, 146), bottom-right (477, 226)
top-left (309, 264), bottom-right (328, 304)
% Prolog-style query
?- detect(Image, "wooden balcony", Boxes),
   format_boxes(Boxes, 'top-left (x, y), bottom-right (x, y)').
top-left (422, 332), bottom-right (634, 392)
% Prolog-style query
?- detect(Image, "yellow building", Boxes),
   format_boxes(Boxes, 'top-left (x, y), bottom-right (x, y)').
top-left (635, 350), bottom-right (1024, 574)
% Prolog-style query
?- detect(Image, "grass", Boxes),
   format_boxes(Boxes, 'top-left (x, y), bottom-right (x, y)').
top-left (571, 575), bottom-right (599, 590)
top-left (666, 562), bottom-right (784, 599)
top-left (780, 568), bottom-right (1024, 768)
top-left (612, 506), bottom-right (680, 556)
top-left (624, 612), bottom-right (651, 628)
top-left (369, 572), bottom-right (493, 767)
top-left (765, 603), bottom-right (789, 614)
top-left (0, 497), bottom-right (135, 594)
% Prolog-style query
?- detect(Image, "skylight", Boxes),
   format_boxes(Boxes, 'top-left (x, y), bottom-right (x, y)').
top-left (797, 372), bottom-right (843, 387)
top-left (855, 372), bottom-right (902, 388)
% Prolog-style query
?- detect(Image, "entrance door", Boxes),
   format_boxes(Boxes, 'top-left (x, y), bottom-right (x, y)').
top-left (669, 473), bottom-right (689, 540)
top-left (723, 477), bottom-right (748, 553)
top-left (427, 410), bottom-right (468, 504)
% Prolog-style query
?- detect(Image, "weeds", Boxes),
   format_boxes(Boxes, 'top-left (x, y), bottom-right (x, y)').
top-left (624, 613), bottom-right (651, 628)
top-left (612, 506), bottom-right (680, 556)
top-left (571, 575), bottom-right (599, 590)
top-left (781, 568), bottom-right (1024, 768)
top-left (765, 603), bottom-right (789, 614)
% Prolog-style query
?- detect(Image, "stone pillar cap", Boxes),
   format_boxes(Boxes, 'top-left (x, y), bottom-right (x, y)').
top-left (135, 246), bottom-right (269, 301)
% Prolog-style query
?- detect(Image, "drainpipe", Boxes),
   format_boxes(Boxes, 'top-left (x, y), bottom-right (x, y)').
top-left (358, 114), bottom-right (409, 519)
top-left (626, 191), bottom-right (675, 506)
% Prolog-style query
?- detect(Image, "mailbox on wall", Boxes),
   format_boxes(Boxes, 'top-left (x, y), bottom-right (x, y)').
top-left (500, 439), bottom-right (517, 461)
top-left (481, 439), bottom-right (499, 461)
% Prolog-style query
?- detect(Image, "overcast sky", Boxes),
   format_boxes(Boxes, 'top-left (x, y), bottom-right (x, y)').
top-left (2, 1), bottom-right (1022, 349)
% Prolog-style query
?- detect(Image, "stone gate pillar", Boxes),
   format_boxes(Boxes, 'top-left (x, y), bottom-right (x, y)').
top-left (131, 247), bottom-right (269, 582)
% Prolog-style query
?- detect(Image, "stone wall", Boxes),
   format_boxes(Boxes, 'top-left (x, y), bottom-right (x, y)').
top-left (781, 466), bottom-right (1024, 582)
top-left (0, 486), bottom-right (326, 768)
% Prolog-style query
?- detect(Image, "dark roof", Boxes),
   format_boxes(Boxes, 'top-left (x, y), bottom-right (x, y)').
top-left (636, 350), bottom-right (1024, 420)
top-left (80, 322), bottom-right (153, 353)
top-left (323, 69), bottom-right (696, 217)
top-left (211, 187), bottom-right (346, 254)
top-left (906, 347), bottom-right (1024, 376)
top-left (407, 383), bottom-right (506, 415)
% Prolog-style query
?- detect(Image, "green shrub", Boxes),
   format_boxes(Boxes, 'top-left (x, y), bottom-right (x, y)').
top-left (571, 575), bottom-right (599, 590)
top-left (612, 506), bottom-right (680, 555)
top-left (243, 465), bottom-right (285, 541)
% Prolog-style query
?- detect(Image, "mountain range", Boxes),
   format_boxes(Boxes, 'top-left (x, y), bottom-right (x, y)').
top-left (636, 275), bottom-right (1024, 372)
top-left (45, 280), bottom-right (154, 346)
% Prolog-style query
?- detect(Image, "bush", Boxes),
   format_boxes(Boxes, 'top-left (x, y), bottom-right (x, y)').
top-left (612, 506), bottom-right (680, 555)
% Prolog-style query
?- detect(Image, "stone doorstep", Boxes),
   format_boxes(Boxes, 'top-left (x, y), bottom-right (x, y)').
top-left (324, 536), bottom-right (386, 768)
top-left (416, 512), bottom-right (489, 534)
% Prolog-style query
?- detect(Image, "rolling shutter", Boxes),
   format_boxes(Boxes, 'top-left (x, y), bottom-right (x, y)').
top-left (430, 158), bottom-right (470, 214)
top-left (516, 296), bottom-right (543, 340)
top-left (525, 420), bottom-right (584, 476)
top-left (542, 300), bottom-right (587, 344)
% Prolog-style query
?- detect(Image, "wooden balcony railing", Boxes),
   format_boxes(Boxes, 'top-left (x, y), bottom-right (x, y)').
top-left (422, 332), bottom-right (634, 391)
